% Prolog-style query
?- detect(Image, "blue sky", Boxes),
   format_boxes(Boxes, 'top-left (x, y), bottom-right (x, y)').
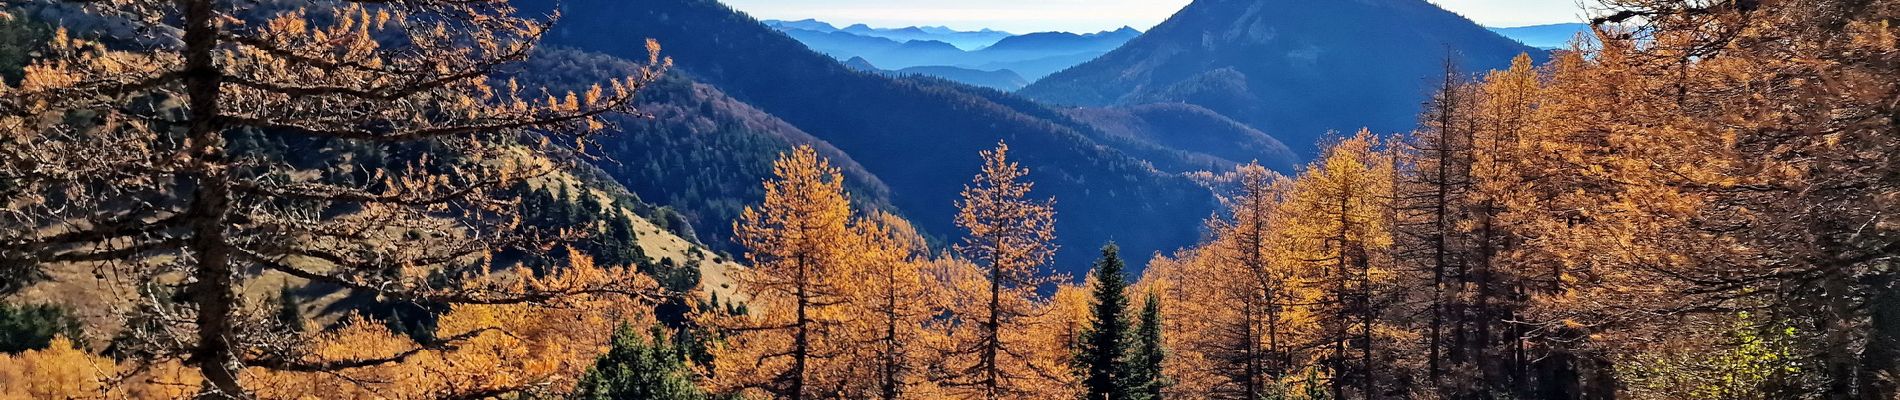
top-left (724, 0), bottom-right (1590, 33)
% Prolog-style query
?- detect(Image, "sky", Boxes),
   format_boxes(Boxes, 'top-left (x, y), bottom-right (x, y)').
top-left (722, 0), bottom-right (1590, 34)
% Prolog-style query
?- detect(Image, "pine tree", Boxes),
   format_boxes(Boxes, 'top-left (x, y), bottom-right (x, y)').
top-left (274, 284), bottom-right (305, 334)
top-left (571, 324), bottom-right (708, 400)
top-left (1079, 244), bottom-right (1135, 400)
top-left (1129, 293), bottom-right (1168, 400)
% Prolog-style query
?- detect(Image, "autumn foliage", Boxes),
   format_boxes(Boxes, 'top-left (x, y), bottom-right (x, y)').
top-left (3, 0), bottom-right (1897, 399)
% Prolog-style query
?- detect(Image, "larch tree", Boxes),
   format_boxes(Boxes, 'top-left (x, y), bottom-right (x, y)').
top-left (848, 211), bottom-right (938, 400)
top-left (1464, 52), bottom-right (1546, 396)
top-left (708, 145), bottom-right (858, 399)
top-left (1525, 1), bottom-right (1900, 397)
top-left (1394, 59), bottom-right (1478, 395)
top-left (950, 141), bottom-right (1059, 399)
top-left (0, 250), bottom-right (667, 399)
top-left (0, 0), bottom-right (666, 397)
top-left (1192, 161), bottom-right (1306, 398)
top-left (1280, 130), bottom-right (1396, 399)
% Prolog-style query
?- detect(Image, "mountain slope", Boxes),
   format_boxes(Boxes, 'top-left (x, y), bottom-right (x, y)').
top-left (524, 0), bottom-right (1224, 272)
top-left (515, 48), bottom-right (897, 258)
top-left (1019, 0), bottom-right (1544, 155)
top-left (1064, 103), bottom-right (1298, 173)
top-left (892, 66), bottom-right (1029, 91)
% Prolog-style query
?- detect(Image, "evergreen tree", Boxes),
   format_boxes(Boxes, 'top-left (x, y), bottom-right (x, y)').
top-left (1078, 244), bottom-right (1134, 400)
top-left (555, 183), bottom-right (578, 225)
top-left (600, 213), bottom-right (651, 272)
top-left (1129, 293), bottom-right (1167, 400)
top-left (0, 303), bottom-right (83, 354)
top-left (578, 188), bottom-right (607, 220)
top-left (571, 324), bottom-right (709, 400)
top-left (274, 284), bottom-right (305, 334)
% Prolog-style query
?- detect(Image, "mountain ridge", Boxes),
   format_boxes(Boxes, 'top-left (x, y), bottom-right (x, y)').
top-left (1020, 0), bottom-right (1546, 155)
top-left (766, 19), bottom-right (1142, 82)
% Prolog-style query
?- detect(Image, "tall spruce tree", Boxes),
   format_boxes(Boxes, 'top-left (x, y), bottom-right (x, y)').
top-left (571, 324), bottom-right (709, 400)
top-left (1079, 244), bottom-right (1134, 400)
top-left (1129, 293), bottom-right (1167, 400)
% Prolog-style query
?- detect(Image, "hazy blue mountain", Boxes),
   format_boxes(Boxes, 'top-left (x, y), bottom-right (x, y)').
top-left (1020, 0), bottom-right (1545, 156)
top-left (825, 22), bottom-right (1016, 50)
top-left (892, 66), bottom-right (1029, 91)
top-left (767, 21), bottom-right (1142, 85)
top-left (780, 28), bottom-right (906, 56)
top-left (524, 0), bottom-right (1291, 273)
top-left (983, 27), bottom-right (1141, 53)
top-left (971, 52), bottom-right (1111, 82)
top-left (842, 56), bottom-right (880, 72)
top-left (840, 57), bottom-right (1032, 91)
top-left (765, 18), bottom-right (839, 33)
top-left (1490, 23), bottom-right (1591, 49)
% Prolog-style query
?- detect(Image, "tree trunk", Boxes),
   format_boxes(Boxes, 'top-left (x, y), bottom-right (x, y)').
top-left (1858, 274), bottom-right (1898, 400)
top-left (985, 252), bottom-right (1003, 400)
top-left (792, 253), bottom-right (810, 400)
top-left (1824, 272), bottom-right (1857, 400)
top-left (883, 270), bottom-right (901, 400)
top-left (181, 0), bottom-right (245, 396)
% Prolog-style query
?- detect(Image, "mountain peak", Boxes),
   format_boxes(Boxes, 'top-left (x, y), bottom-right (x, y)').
top-left (842, 56), bottom-right (879, 72)
top-left (763, 18), bottom-right (840, 33)
top-left (1020, 0), bottom-right (1543, 155)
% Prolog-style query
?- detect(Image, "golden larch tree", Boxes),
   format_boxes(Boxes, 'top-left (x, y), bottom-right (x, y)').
top-left (1188, 161), bottom-right (1316, 397)
top-left (709, 145), bottom-right (860, 399)
top-left (1279, 130), bottom-right (1397, 399)
top-left (947, 141), bottom-right (1060, 399)
top-left (844, 211), bottom-right (940, 399)
top-left (0, 0), bottom-right (666, 397)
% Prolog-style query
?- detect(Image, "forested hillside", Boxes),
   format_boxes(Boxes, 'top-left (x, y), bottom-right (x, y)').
top-left (520, 0), bottom-right (1230, 272)
top-left (513, 47), bottom-right (899, 257)
top-left (1064, 103), bottom-right (1299, 173)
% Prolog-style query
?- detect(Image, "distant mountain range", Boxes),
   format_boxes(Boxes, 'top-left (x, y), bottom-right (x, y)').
top-left (764, 19), bottom-right (1142, 87)
top-left (1489, 23), bottom-right (1592, 49)
top-left (838, 57), bottom-right (1032, 91)
top-left (766, 19), bottom-right (1015, 50)
top-left (1021, 0), bottom-right (1546, 156)
top-left (521, 0), bottom-right (1300, 273)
